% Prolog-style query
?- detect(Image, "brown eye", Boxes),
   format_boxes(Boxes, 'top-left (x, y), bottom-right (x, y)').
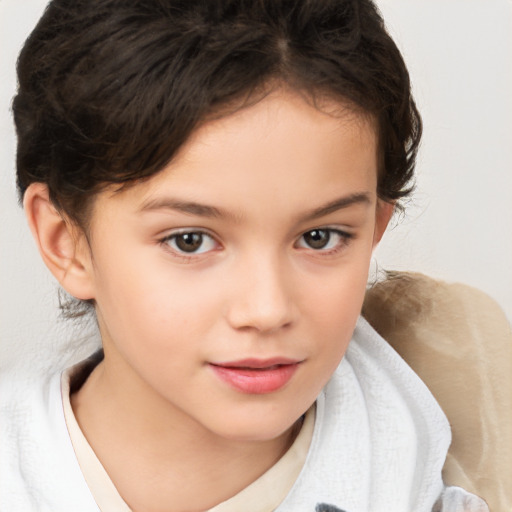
top-left (296, 228), bottom-right (353, 252)
top-left (164, 231), bottom-right (217, 255)
top-left (175, 232), bottom-right (204, 252)
top-left (302, 229), bottom-right (330, 249)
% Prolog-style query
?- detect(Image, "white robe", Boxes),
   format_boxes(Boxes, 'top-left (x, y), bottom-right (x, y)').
top-left (0, 317), bottom-right (488, 512)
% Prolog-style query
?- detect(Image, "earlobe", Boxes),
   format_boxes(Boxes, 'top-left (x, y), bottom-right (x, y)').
top-left (373, 200), bottom-right (395, 247)
top-left (23, 183), bottom-right (95, 300)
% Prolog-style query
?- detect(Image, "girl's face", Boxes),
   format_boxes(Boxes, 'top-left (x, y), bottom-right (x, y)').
top-left (79, 90), bottom-right (392, 442)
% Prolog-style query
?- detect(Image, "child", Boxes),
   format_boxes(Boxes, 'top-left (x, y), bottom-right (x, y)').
top-left (1, 1), bottom-right (491, 510)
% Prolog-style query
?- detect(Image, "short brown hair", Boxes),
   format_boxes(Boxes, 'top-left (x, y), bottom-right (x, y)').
top-left (14, 0), bottom-right (421, 227)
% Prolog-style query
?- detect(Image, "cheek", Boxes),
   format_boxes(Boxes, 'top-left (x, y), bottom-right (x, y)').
top-left (302, 255), bottom-right (372, 361)
top-left (307, 256), bottom-right (371, 321)
top-left (93, 251), bottom-right (222, 351)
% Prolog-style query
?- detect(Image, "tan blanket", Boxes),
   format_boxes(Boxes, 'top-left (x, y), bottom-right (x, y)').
top-left (363, 272), bottom-right (512, 512)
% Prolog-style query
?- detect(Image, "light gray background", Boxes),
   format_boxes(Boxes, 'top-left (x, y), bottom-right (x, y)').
top-left (1, 0), bottom-right (511, 371)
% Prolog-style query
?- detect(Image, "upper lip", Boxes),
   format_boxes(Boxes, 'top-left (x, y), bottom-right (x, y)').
top-left (210, 357), bottom-right (302, 369)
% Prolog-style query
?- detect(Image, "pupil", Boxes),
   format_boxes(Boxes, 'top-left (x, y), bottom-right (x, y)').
top-left (305, 229), bottom-right (329, 249)
top-left (176, 233), bottom-right (202, 252)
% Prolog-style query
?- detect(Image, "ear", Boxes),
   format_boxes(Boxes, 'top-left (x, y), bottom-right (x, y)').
top-left (372, 200), bottom-right (394, 247)
top-left (23, 183), bottom-right (95, 300)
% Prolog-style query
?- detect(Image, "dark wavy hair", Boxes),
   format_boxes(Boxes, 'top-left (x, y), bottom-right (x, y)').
top-left (14, 0), bottom-right (421, 229)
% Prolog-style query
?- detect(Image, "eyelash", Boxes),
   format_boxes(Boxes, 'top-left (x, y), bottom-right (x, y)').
top-left (295, 228), bottom-right (354, 255)
top-left (158, 227), bottom-right (354, 261)
top-left (159, 230), bottom-right (220, 261)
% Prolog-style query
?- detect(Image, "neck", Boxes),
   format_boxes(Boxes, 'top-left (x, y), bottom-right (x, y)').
top-left (71, 355), bottom-right (298, 512)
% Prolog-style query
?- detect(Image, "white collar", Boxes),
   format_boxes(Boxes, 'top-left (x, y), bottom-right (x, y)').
top-left (276, 316), bottom-right (450, 512)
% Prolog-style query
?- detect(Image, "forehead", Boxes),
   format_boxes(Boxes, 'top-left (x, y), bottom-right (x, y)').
top-left (187, 89), bottom-right (375, 157)
top-left (90, 90), bottom-right (379, 225)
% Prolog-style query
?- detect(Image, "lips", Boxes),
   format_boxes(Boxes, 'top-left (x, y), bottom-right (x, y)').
top-left (209, 358), bottom-right (301, 394)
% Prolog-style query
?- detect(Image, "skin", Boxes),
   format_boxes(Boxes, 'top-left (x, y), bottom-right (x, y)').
top-left (25, 90), bottom-right (393, 511)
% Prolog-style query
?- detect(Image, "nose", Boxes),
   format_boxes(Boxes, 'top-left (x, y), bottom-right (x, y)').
top-left (225, 253), bottom-right (297, 334)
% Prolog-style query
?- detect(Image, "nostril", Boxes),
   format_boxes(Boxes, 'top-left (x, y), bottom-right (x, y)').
top-left (226, 296), bottom-right (296, 333)
top-left (226, 259), bottom-right (297, 332)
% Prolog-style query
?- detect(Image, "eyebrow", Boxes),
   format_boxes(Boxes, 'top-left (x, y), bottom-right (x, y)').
top-left (139, 192), bottom-right (371, 222)
top-left (139, 197), bottom-right (228, 219)
top-left (300, 192), bottom-right (372, 222)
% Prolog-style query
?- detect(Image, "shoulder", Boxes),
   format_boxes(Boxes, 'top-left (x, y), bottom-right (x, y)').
top-left (0, 365), bottom-right (99, 511)
top-left (434, 486), bottom-right (489, 512)
top-left (362, 271), bottom-right (512, 512)
top-left (363, 271), bottom-right (511, 343)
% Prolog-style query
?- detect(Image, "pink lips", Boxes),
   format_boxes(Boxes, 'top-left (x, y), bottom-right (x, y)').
top-left (209, 358), bottom-right (301, 394)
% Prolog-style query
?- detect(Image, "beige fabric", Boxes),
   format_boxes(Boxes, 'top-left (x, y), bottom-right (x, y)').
top-left (363, 272), bottom-right (512, 512)
top-left (62, 367), bottom-right (315, 512)
top-left (62, 370), bottom-right (131, 511)
top-left (208, 405), bottom-right (315, 512)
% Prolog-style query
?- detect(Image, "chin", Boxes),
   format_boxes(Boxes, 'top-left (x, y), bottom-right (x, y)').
top-left (207, 405), bottom-right (306, 444)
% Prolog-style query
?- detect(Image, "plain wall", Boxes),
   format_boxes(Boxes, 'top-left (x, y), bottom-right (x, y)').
top-left (1, 0), bottom-right (511, 371)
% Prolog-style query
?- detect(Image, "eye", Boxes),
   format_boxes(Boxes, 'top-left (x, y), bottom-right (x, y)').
top-left (162, 230), bottom-right (218, 255)
top-left (296, 228), bottom-right (352, 251)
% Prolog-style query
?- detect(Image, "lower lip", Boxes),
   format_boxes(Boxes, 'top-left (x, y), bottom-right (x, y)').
top-left (210, 363), bottom-right (299, 394)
